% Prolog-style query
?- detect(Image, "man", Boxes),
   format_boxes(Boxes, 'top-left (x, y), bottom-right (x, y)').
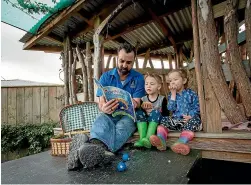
top-left (67, 43), bottom-right (145, 170)
top-left (91, 43), bottom-right (145, 151)
top-left (78, 43), bottom-right (145, 168)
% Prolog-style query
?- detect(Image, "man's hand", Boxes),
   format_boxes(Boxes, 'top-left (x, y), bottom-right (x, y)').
top-left (132, 98), bottom-right (141, 109)
top-left (183, 115), bottom-right (192, 123)
top-left (100, 99), bottom-right (119, 114)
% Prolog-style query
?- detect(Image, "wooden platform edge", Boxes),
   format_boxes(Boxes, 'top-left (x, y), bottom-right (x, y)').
top-left (201, 151), bottom-right (251, 164)
top-left (166, 138), bottom-right (251, 154)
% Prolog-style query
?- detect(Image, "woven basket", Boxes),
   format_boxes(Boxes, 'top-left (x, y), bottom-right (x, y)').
top-left (50, 138), bottom-right (72, 156)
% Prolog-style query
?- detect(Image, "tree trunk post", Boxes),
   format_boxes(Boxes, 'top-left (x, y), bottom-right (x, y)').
top-left (76, 45), bottom-right (88, 102)
top-left (168, 54), bottom-right (173, 70)
top-left (224, 0), bottom-right (251, 117)
top-left (61, 51), bottom-right (69, 106)
top-left (160, 57), bottom-right (168, 99)
top-left (86, 42), bottom-right (94, 101)
top-left (63, 36), bottom-right (70, 105)
top-left (71, 50), bottom-right (77, 104)
top-left (197, 0), bottom-right (247, 124)
top-left (93, 16), bottom-right (104, 102)
top-left (191, 0), bottom-right (207, 128)
top-left (245, 0), bottom-right (251, 64)
top-left (68, 42), bottom-right (73, 105)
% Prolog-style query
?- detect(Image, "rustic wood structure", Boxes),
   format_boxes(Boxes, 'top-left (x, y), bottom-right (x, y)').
top-left (19, 0), bottom-right (251, 163)
top-left (1, 80), bottom-right (65, 125)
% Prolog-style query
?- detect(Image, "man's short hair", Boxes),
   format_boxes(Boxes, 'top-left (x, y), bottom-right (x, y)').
top-left (117, 43), bottom-right (136, 57)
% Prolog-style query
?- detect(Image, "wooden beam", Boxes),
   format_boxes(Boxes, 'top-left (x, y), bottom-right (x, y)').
top-left (29, 45), bottom-right (62, 52)
top-left (70, 3), bottom-right (119, 39)
top-left (23, 0), bottom-right (87, 50)
top-left (166, 138), bottom-right (251, 154)
top-left (45, 35), bottom-right (63, 45)
top-left (148, 8), bottom-right (176, 47)
top-left (74, 12), bottom-right (94, 26)
top-left (201, 151), bottom-right (251, 164)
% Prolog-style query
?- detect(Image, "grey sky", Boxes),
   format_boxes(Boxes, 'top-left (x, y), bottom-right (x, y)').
top-left (1, 22), bottom-right (63, 84)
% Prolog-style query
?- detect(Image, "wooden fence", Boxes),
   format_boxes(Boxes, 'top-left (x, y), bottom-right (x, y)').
top-left (1, 86), bottom-right (65, 125)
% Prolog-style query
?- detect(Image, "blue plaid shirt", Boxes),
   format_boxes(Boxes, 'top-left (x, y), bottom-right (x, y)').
top-left (167, 88), bottom-right (200, 119)
top-left (96, 68), bottom-right (145, 98)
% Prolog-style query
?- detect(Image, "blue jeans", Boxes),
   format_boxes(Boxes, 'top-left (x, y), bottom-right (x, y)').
top-left (90, 113), bottom-right (136, 152)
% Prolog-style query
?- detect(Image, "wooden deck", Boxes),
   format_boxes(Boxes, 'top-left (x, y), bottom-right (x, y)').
top-left (1, 148), bottom-right (200, 184)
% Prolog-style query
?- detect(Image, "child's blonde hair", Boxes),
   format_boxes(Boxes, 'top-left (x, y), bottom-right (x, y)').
top-left (168, 69), bottom-right (189, 88)
top-left (145, 73), bottom-right (162, 85)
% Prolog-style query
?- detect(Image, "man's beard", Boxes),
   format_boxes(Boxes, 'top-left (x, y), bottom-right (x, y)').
top-left (118, 67), bottom-right (129, 75)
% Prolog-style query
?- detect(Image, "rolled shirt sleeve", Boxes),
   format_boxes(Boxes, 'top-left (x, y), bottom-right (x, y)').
top-left (96, 73), bottom-right (107, 97)
top-left (131, 75), bottom-right (145, 98)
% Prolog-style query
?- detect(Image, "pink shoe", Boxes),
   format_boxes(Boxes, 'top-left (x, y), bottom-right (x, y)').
top-left (171, 143), bottom-right (190, 155)
top-left (150, 135), bottom-right (166, 151)
top-left (180, 130), bottom-right (195, 141)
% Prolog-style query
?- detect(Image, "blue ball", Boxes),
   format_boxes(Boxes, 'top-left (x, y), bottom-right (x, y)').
top-left (122, 153), bottom-right (130, 162)
top-left (117, 161), bottom-right (127, 172)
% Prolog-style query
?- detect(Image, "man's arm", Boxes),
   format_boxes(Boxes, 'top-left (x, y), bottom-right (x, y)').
top-left (132, 75), bottom-right (145, 108)
top-left (132, 98), bottom-right (141, 108)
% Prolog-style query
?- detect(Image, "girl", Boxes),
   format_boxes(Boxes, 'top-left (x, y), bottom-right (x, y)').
top-left (134, 73), bottom-right (169, 148)
top-left (150, 69), bottom-right (201, 155)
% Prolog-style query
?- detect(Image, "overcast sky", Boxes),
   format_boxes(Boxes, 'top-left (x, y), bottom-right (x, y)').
top-left (1, 22), bottom-right (63, 84)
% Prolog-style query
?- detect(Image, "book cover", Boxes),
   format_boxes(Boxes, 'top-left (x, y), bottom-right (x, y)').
top-left (94, 78), bottom-right (136, 121)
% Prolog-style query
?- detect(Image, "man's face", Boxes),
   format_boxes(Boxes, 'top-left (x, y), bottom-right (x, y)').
top-left (117, 49), bottom-right (134, 75)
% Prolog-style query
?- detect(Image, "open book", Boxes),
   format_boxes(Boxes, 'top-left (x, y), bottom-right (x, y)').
top-left (94, 78), bottom-right (136, 121)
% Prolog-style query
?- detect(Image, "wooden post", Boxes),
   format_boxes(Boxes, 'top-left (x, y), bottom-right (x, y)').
top-left (105, 55), bottom-right (112, 70)
top-left (160, 57), bottom-right (168, 99)
top-left (93, 16), bottom-right (104, 102)
top-left (197, 0), bottom-right (247, 124)
top-left (135, 57), bottom-right (139, 70)
top-left (224, 0), bottom-right (251, 117)
top-left (149, 57), bottom-right (154, 69)
top-left (168, 54), bottom-right (173, 70)
top-left (191, 0), bottom-right (207, 128)
top-left (63, 36), bottom-right (70, 105)
top-left (71, 50), bottom-right (77, 104)
top-left (112, 57), bottom-right (116, 68)
top-left (86, 42), bottom-right (94, 101)
top-left (143, 49), bottom-right (150, 69)
top-left (179, 47), bottom-right (183, 67)
top-left (68, 41), bottom-right (73, 105)
top-left (76, 45), bottom-right (88, 102)
top-left (245, 0), bottom-right (251, 64)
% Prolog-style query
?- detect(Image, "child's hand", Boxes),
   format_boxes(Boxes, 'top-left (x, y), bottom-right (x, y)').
top-left (183, 115), bottom-right (192, 122)
top-left (169, 84), bottom-right (177, 95)
top-left (141, 102), bottom-right (153, 110)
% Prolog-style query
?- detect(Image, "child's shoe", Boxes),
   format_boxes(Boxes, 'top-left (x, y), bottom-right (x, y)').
top-left (171, 130), bottom-right (194, 155)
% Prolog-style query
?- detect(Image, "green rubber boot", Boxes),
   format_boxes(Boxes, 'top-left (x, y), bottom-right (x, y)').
top-left (141, 122), bottom-right (158, 148)
top-left (134, 122), bottom-right (147, 147)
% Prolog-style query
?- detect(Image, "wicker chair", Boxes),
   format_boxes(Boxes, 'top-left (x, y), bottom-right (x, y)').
top-left (50, 102), bottom-right (100, 156)
top-left (59, 102), bottom-right (100, 137)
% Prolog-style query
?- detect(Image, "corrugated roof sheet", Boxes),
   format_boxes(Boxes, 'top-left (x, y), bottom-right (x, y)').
top-left (1, 80), bottom-right (63, 87)
top-left (19, 0), bottom-right (246, 57)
